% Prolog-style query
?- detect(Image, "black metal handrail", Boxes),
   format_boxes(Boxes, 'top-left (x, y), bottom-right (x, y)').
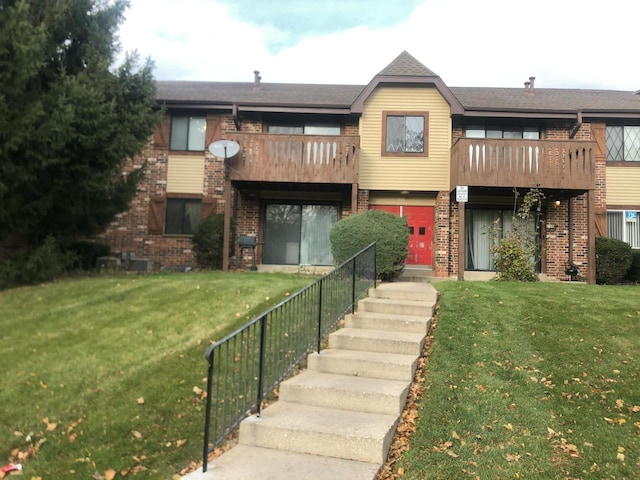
top-left (201, 242), bottom-right (376, 472)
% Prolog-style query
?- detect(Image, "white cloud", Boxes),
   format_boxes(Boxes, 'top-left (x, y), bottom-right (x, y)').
top-left (118, 0), bottom-right (640, 90)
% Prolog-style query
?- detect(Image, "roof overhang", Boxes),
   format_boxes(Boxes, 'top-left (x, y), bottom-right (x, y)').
top-left (157, 100), bottom-right (353, 115)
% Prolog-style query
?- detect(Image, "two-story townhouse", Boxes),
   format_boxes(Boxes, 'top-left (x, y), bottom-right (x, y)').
top-left (101, 51), bottom-right (640, 283)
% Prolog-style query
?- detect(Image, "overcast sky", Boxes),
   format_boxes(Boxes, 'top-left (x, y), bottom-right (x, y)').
top-left (117, 0), bottom-right (640, 91)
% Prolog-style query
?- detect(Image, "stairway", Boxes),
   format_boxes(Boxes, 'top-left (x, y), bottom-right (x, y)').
top-left (185, 282), bottom-right (438, 480)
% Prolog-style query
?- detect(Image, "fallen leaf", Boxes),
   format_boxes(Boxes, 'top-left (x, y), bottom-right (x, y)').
top-left (193, 386), bottom-right (203, 395)
top-left (176, 438), bottom-right (187, 448)
top-left (617, 452), bottom-right (625, 462)
top-left (506, 453), bottom-right (521, 462)
top-left (475, 384), bottom-right (487, 393)
top-left (137, 397), bottom-right (145, 405)
top-left (446, 450), bottom-right (459, 458)
top-left (132, 430), bottom-right (143, 440)
top-left (105, 469), bottom-right (116, 480)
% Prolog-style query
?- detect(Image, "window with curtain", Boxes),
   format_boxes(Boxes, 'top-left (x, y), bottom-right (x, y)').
top-left (170, 116), bottom-right (206, 151)
top-left (606, 126), bottom-right (640, 161)
top-left (465, 209), bottom-right (537, 270)
top-left (165, 198), bottom-right (202, 234)
top-left (267, 123), bottom-right (340, 135)
top-left (465, 125), bottom-right (540, 139)
top-left (607, 210), bottom-right (640, 247)
top-left (263, 203), bottom-right (338, 265)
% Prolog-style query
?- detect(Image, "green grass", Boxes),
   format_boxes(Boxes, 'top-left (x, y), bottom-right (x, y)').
top-left (0, 272), bottom-right (313, 478)
top-left (397, 281), bottom-right (640, 480)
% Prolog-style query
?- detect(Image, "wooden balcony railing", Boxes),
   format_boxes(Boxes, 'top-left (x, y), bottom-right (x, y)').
top-left (451, 138), bottom-right (597, 191)
top-left (226, 133), bottom-right (360, 184)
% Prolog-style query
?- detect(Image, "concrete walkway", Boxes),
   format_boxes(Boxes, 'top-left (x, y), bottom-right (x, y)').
top-left (184, 282), bottom-right (437, 480)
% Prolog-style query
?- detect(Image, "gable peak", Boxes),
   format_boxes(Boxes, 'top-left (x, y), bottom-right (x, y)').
top-left (376, 51), bottom-right (439, 78)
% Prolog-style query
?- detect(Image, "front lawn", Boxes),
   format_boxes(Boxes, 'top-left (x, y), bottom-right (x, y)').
top-left (394, 282), bottom-right (640, 479)
top-left (0, 272), bottom-right (313, 478)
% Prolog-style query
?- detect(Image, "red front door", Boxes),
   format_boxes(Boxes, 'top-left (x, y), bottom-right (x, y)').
top-left (371, 205), bottom-right (434, 265)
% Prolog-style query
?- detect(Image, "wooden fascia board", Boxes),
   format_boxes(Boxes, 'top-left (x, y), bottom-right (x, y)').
top-left (351, 76), bottom-right (464, 115)
top-left (460, 110), bottom-right (578, 119)
top-left (236, 105), bottom-right (353, 114)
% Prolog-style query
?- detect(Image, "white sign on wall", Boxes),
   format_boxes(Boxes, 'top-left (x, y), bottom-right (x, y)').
top-left (456, 185), bottom-right (468, 203)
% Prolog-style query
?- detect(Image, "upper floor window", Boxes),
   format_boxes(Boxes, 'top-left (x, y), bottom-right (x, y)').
top-left (383, 112), bottom-right (428, 156)
top-left (267, 123), bottom-right (340, 136)
top-left (466, 125), bottom-right (540, 139)
top-left (170, 116), bottom-right (206, 151)
top-left (606, 126), bottom-right (640, 161)
top-left (607, 210), bottom-right (640, 248)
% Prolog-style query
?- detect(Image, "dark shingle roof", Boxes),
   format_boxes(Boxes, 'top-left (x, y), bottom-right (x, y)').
top-left (156, 81), bottom-right (364, 108)
top-left (155, 51), bottom-right (640, 116)
top-left (450, 87), bottom-right (640, 113)
top-left (375, 51), bottom-right (439, 78)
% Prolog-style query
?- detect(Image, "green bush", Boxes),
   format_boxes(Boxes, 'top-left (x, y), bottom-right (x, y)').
top-left (330, 209), bottom-right (408, 280)
top-left (490, 188), bottom-right (544, 282)
top-left (492, 236), bottom-right (539, 282)
top-left (624, 249), bottom-right (640, 284)
top-left (70, 241), bottom-right (111, 270)
top-left (192, 214), bottom-right (225, 269)
top-left (0, 236), bottom-right (77, 289)
top-left (595, 237), bottom-right (633, 285)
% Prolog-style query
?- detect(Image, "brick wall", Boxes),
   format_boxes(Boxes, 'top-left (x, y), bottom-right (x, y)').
top-left (433, 191), bottom-right (451, 276)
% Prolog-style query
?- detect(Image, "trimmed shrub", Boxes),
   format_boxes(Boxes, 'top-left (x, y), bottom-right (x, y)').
top-left (625, 250), bottom-right (640, 284)
top-left (595, 237), bottom-right (633, 285)
top-left (192, 214), bottom-right (225, 269)
top-left (70, 241), bottom-right (111, 270)
top-left (330, 209), bottom-right (408, 280)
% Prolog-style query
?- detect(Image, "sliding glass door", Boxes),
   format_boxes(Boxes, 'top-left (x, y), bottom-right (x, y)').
top-left (465, 209), bottom-right (537, 271)
top-left (263, 203), bottom-right (338, 265)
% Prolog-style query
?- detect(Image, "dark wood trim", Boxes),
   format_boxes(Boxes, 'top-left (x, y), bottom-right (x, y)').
top-left (223, 179), bottom-right (232, 272)
top-left (606, 160), bottom-right (640, 166)
top-left (587, 190), bottom-right (596, 284)
top-left (166, 193), bottom-right (203, 199)
top-left (458, 200), bottom-right (465, 280)
top-left (381, 111), bottom-right (429, 158)
top-left (606, 205), bottom-right (640, 210)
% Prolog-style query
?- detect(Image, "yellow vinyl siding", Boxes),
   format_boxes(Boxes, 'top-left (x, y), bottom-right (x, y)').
top-left (359, 87), bottom-right (451, 191)
top-left (606, 167), bottom-right (640, 205)
top-left (369, 192), bottom-right (437, 206)
top-left (167, 156), bottom-right (205, 194)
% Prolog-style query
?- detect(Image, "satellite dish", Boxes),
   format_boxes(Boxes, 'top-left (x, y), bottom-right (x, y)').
top-left (208, 140), bottom-right (240, 159)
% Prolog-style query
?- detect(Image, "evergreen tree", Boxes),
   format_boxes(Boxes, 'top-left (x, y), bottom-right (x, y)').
top-left (0, 0), bottom-right (160, 282)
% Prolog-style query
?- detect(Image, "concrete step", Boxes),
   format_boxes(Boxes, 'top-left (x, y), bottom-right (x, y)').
top-left (358, 296), bottom-right (433, 317)
top-left (345, 310), bottom-right (432, 334)
top-left (369, 281), bottom-right (438, 302)
top-left (397, 268), bottom-right (434, 283)
top-left (328, 327), bottom-right (425, 355)
top-left (189, 445), bottom-right (380, 480)
top-left (307, 348), bottom-right (418, 382)
top-left (279, 370), bottom-right (410, 416)
top-left (239, 401), bottom-right (398, 464)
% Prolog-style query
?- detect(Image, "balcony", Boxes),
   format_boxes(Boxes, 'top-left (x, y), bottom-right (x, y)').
top-left (450, 138), bottom-right (597, 191)
top-left (226, 133), bottom-right (360, 184)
